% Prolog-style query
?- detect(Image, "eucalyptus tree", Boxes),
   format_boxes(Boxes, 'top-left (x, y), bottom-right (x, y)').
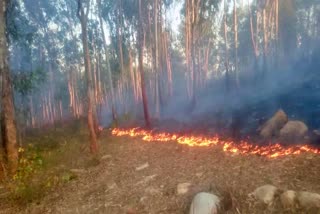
top-left (77, 0), bottom-right (98, 153)
top-left (97, 0), bottom-right (117, 122)
top-left (184, 0), bottom-right (220, 103)
top-left (1, 0), bottom-right (18, 175)
top-left (138, 0), bottom-right (151, 127)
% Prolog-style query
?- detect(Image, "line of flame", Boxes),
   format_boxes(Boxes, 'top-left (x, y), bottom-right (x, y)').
top-left (111, 128), bottom-right (320, 158)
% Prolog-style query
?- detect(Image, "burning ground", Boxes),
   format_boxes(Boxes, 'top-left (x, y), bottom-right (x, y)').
top-left (111, 127), bottom-right (320, 158)
top-left (2, 127), bottom-right (320, 214)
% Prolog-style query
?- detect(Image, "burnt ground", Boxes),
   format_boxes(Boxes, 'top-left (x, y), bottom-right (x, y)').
top-left (2, 129), bottom-right (320, 214)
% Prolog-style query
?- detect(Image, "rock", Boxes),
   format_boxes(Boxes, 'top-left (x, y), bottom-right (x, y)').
top-left (177, 183), bottom-right (192, 195)
top-left (280, 190), bottom-right (296, 209)
top-left (135, 162), bottom-right (149, 171)
top-left (260, 109), bottom-right (288, 138)
top-left (249, 185), bottom-right (279, 205)
top-left (279, 121), bottom-right (308, 140)
top-left (297, 191), bottom-right (320, 209)
top-left (189, 192), bottom-right (220, 214)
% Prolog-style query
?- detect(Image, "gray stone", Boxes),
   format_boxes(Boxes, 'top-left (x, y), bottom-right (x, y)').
top-left (189, 192), bottom-right (220, 214)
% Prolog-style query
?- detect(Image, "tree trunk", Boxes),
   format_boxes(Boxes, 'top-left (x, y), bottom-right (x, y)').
top-left (77, 0), bottom-right (98, 153)
top-left (129, 48), bottom-right (137, 104)
top-left (98, 0), bottom-right (117, 122)
top-left (138, 0), bottom-right (151, 128)
top-left (117, 0), bottom-right (125, 78)
top-left (262, 8), bottom-right (268, 75)
top-left (234, 0), bottom-right (239, 88)
top-left (185, 0), bottom-right (191, 99)
top-left (248, 0), bottom-right (258, 58)
top-left (97, 0), bottom-right (117, 122)
top-left (0, 0), bottom-right (18, 175)
top-left (154, 0), bottom-right (160, 119)
top-left (224, 0), bottom-right (230, 92)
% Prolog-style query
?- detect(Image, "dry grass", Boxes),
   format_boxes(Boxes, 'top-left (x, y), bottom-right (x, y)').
top-left (1, 127), bottom-right (320, 213)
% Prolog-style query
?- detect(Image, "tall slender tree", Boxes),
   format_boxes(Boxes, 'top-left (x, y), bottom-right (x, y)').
top-left (77, 0), bottom-right (98, 153)
top-left (97, 0), bottom-right (117, 123)
top-left (1, 0), bottom-right (19, 175)
top-left (138, 0), bottom-right (151, 128)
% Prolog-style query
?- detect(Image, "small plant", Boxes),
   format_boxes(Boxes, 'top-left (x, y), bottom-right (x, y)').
top-left (9, 144), bottom-right (45, 203)
top-left (14, 144), bottom-right (43, 181)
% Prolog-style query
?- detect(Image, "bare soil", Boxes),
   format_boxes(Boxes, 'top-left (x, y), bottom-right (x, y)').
top-left (1, 129), bottom-right (320, 214)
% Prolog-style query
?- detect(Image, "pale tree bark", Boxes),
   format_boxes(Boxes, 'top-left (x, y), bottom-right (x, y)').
top-left (154, 0), bottom-right (160, 119)
top-left (234, 0), bottom-right (239, 88)
top-left (248, 0), bottom-right (258, 58)
top-left (262, 8), bottom-right (268, 74)
top-left (97, 0), bottom-right (117, 122)
top-left (77, 0), bottom-right (98, 153)
top-left (224, 0), bottom-right (230, 91)
top-left (275, 0), bottom-right (279, 67)
top-left (185, 0), bottom-right (191, 98)
top-left (0, 0), bottom-right (18, 175)
top-left (185, 0), bottom-right (200, 107)
top-left (128, 48), bottom-right (137, 104)
top-left (163, 32), bottom-right (172, 97)
top-left (117, 0), bottom-right (125, 78)
top-left (138, 0), bottom-right (151, 128)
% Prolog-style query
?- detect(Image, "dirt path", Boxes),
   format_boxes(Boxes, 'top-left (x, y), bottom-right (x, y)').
top-left (4, 132), bottom-right (320, 214)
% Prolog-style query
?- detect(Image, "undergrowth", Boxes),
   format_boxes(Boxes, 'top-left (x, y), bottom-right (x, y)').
top-left (1, 120), bottom-right (102, 206)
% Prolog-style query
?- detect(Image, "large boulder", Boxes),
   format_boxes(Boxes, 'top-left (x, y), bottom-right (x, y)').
top-left (189, 192), bottom-right (220, 214)
top-left (279, 121), bottom-right (308, 141)
top-left (260, 110), bottom-right (288, 138)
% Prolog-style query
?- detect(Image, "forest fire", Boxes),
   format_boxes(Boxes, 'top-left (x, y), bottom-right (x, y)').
top-left (111, 128), bottom-right (320, 158)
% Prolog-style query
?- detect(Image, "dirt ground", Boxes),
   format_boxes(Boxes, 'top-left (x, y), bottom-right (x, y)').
top-left (2, 129), bottom-right (320, 214)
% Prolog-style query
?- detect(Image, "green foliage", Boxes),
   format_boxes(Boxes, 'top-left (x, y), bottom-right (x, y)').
top-left (7, 144), bottom-right (44, 203)
top-left (13, 145), bottom-right (43, 183)
top-left (7, 0), bottom-right (36, 44)
top-left (13, 68), bottom-right (47, 95)
top-left (3, 123), bottom-right (98, 205)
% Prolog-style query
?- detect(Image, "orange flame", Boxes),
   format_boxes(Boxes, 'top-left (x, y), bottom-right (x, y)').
top-left (111, 128), bottom-right (320, 158)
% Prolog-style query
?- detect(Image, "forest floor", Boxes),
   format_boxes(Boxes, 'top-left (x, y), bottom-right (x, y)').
top-left (1, 124), bottom-right (320, 214)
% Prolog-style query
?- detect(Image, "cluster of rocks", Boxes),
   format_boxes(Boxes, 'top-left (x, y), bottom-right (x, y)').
top-left (250, 184), bottom-right (320, 212)
top-left (187, 184), bottom-right (320, 214)
top-left (259, 109), bottom-right (310, 142)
